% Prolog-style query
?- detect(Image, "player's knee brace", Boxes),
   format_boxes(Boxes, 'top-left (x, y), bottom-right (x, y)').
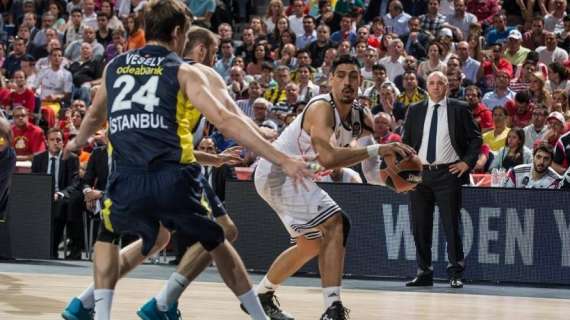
top-left (341, 212), bottom-right (351, 247)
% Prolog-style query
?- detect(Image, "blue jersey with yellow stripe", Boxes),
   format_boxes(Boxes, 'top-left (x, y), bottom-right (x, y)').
top-left (106, 45), bottom-right (202, 167)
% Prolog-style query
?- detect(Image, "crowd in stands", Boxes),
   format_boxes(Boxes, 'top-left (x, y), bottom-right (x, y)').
top-left (2, 0), bottom-right (570, 257)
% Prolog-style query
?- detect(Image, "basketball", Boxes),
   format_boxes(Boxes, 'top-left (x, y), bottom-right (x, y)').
top-left (379, 151), bottom-right (423, 193)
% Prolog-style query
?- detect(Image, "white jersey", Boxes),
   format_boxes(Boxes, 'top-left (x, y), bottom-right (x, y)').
top-left (254, 93), bottom-right (365, 240)
top-left (504, 164), bottom-right (561, 189)
top-left (272, 93), bottom-right (357, 159)
top-left (319, 167), bottom-right (363, 183)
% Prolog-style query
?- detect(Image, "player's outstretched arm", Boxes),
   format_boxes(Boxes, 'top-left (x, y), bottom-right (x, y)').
top-left (307, 101), bottom-right (415, 170)
top-left (65, 67), bottom-right (109, 156)
top-left (194, 63), bottom-right (276, 140)
top-left (178, 64), bottom-right (313, 182)
top-left (194, 147), bottom-right (242, 167)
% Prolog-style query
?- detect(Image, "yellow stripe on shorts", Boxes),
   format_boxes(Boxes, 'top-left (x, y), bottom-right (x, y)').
top-left (101, 198), bottom-right (114, 232)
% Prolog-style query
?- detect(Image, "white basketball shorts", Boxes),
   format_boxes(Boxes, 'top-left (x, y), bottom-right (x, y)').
top-left (254, 159), bottom-right (341, 240)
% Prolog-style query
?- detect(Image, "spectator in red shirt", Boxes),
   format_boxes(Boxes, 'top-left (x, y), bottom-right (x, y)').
top-left (478, 43), bottom-right (513, 92)
top-left (373, 112), bottom-right (402, 144)
top-left (506, 91), bottom-right (533, 128)
top-left (5, 70), bottom-right (36, 117)
top-left (11, 106), bottom-right (45, 161)
top-left (465, 85), bottom-right (493, 133)
top-left (0, 77), bottom-right (10, 104)
top-left (466, 0), bottom-right (500, 26)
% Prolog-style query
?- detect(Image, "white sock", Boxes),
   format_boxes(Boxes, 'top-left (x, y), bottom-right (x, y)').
top-left (322, 286), bottom-right (341, 309)
top-left (155, 272), bottom-right (189, 312)
top-left (256, 275), bottom-right (279, 294)
top-left (94, 289), bottom-right (114, 320)
top-left (78, 284), bottom-right (95, 309)
top-left (239, 288), bottom-right (269, 320)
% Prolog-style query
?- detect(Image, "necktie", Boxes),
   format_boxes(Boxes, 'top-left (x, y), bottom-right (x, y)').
top-left (49, 157), bottom-right (56, 176)
top-left (50, 157), bottom-right (59, 191)
top-left (426, 104), bottom-right (440, 164)
top-left (204, 167), bottom-right (211, 181)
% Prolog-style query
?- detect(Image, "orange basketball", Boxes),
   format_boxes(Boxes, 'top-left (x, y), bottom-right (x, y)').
top-left (379, 152), bottom-right (423, 193)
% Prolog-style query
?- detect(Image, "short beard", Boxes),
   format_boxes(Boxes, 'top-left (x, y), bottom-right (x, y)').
top-left (534, 164), bottom-right (547, 174)
top-left (340, 97), bottom-right (353, 104)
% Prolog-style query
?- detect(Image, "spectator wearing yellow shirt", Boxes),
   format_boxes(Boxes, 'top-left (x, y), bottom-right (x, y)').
top-left (263, 65), bottom-right (290, 104)
top-left (483, 106), bottom-right (511, 151)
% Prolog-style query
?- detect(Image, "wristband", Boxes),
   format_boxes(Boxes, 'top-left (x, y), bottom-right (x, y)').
top-left (366, 144), bottom-right (380, 158)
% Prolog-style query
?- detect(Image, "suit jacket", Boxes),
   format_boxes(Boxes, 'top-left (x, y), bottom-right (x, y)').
top-left (204, 165), bottom-right (233, 202)
top-left (403, 98), bottom-right (482, 176)
top-left (31, 151), bottom-right (79, 191)
top-left (82, 146), bottom-right (108, 191)
top-left (400, 32), bottom-right (430, 61)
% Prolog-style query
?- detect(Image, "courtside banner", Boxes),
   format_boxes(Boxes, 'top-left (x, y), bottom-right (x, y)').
top-left (226, 181), bottom-right (570, 285)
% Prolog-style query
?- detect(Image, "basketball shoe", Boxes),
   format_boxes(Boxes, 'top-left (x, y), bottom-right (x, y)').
top-left (241, 291), bottom-right (295, 320)
top-left (320, 301), bottom-right (350, 320)
top-left (137, 298), bottom-right (181, 320)
top-left (61, 297), bottom-right (94, 320)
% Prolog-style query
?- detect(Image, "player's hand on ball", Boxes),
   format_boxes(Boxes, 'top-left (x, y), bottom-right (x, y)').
top-left (378, 142), bottom-right (416, 159)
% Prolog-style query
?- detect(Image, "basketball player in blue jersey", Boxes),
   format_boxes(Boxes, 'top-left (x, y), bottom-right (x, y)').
top-left (252, 55), bottom-right (415, 320)
top-left (62, 1), bottom-right (313, 320)
top-left (61, 25), bottom-right (268, 320)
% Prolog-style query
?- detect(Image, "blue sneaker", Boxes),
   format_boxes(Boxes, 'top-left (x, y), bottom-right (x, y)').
top-left (166, 301), bottom-right (181, 320)
top-left (137, 298), bottom-right (173, 320)
top-left (61, 297), bottom-right (94, 320)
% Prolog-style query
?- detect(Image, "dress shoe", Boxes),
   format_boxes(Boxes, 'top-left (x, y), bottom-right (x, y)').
top-left (406, 274), bottom-right (433, 287)
top-left (450, 278), bottom-right (464, 288)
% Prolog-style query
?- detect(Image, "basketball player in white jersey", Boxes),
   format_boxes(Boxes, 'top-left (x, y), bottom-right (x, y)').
top-left (253, 55), bottom-right (415, 320)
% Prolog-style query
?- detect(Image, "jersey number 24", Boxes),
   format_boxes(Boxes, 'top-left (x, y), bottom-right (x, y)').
top-left (111, 75), bottom-right (160, 113)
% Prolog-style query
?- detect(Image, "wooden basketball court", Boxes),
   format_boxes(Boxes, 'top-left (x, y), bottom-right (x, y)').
top-left (0, 272), bottom-right (568, 319)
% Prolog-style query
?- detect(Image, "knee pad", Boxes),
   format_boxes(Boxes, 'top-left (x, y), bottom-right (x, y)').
top-left (340, 212), bottom-right (351, 247)
top-left (96, 223), bottom-right (122, 246)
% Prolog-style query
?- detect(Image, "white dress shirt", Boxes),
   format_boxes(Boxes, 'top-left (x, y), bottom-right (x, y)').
top-left (418, 99), bottom-right (460, 165)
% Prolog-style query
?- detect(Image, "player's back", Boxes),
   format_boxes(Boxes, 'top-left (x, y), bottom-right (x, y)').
top-left (106, 45), bottom-right (202, 167)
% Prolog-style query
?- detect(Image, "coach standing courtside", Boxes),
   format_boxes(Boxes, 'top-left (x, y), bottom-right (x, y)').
top-left (403, 71), bottom-right (481, 288)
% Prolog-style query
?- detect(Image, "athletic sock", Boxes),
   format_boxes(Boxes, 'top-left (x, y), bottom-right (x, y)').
top-left (322, 286), bottom-right (341, 309)
top-left (239, 288), bottom-right (269, 320)
top-left (94, 289), bottom-right (114, 320)
top-left (78, 284), bottom-right (95, 309)
top-left (256, 275), bottom-right (279, 294)
top-left (155, 272), bottom-right (189, 312)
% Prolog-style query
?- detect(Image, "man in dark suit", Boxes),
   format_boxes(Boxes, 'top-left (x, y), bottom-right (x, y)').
top-left (31, 128), bottom-right (81, 259)
top-left (403, 71), bottom-right (482, 288)
top-left (400, 16), bottom-right (431, 61)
